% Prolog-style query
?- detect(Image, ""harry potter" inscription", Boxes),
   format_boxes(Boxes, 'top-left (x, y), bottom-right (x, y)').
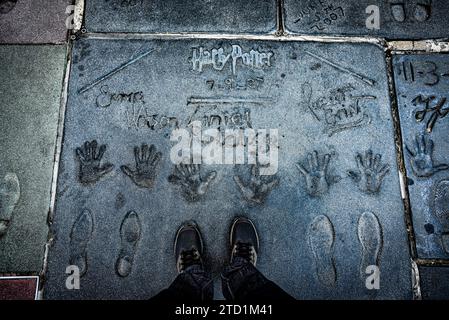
top-left (191, 44), bottom-right (273, 75)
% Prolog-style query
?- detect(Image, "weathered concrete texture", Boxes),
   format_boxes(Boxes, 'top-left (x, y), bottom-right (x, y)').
top-left (0, 0), bottom-right (71, 44)
top-left (284, 0), bottom-right (449, 40)
top-left (85, 0), bottom-right (277, 34)
top-left (393, 54), bottom-right (449, 259)
top-left (419, 266), bottom-right (449, 299)
top-left (44, 38), bottom-right (411, 299)
top-left (0, 45), bottom-right (66, 272)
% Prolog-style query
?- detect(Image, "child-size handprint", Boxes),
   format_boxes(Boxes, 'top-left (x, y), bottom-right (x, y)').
top-left (76, 140), bottom-right (114, 185)
top-left (348, 150), bottom-right (390, 194)
top-left (168, 164), bottom-right (216, 202)
top-left (296, 151), bottom-right (339, 197)
top-left (406, 133), bottom-right (448, 178)
top-left (121, 144), bottom-right (162, 189)
top-left (234, 165), bottom-right (279, 205)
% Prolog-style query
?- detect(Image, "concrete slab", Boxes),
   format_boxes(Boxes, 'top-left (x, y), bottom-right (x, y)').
top-left (284, 0), bottom-right (449, 40)
top-left (0, 276), bottom-right (39, 300)
top-left (0, 0), bottom-right (71, 44)
top-left (84, 0), bottom-right (277, 34)
top-left (0, 45), bottom-right (66, 272)
top-left (44, 38), bottom-right (412, 299)
top-left (419, 266), bottom-right (449, 299)
top-left (393, 54), bottom-right (449, 259)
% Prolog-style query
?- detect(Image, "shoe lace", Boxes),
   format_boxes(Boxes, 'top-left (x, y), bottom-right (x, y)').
top-left (180, 249), bottom-right (200, 270)
top-left (234, 242), bottom-right (254, 262)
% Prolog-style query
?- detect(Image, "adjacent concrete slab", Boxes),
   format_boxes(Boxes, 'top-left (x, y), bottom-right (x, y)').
top-left (85, 0), bottom-right (277, 34)
top-left (393, 54), bottom-right (449, 259)
top-left (419, 266), bottom-right (449, 299)
top-left (0, 277), bottom-right (38, 300)
top-left (44, 38), bottom-right (412, 299)
top-left (0, 0), bottom-right (71, 44)
top-left (0, 45), bottom-right (66, 272)
top-left (284, 0), bottom-right (449, 39)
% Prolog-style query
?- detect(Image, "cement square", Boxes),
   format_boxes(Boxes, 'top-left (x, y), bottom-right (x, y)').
top-left (284, 0), bottom-right (449, 40)
top-left (0, 0), bottom-right (71, 44)
top-left (44, 38), bottom-right (412, 299)
top-left (85, 0), bottom-right (277, 34)
top-left (393, 54), bottom-right (449, 259)
top-left (419, 266), bottom-right (449, 299)
top-left (0, 45), bottom-right (66, 272)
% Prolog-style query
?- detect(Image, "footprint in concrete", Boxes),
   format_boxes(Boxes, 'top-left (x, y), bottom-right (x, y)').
top-left (441, 233), bottom-right (449, 254)
top-left (0, 0), bottom-right (18, 14)
top-left (116, 211), bottom-right (141, 277)
top-left (433, 179), bottom-right (449, 227)
top-left (308, 215), bottom-right (336, 287)
top-left (433, 179), bottom-right (449, 253)
top-left (69, 209), bottom-right (94, 277)
top-left (357, 212), bottom-right (383, 279)
top-left (390, 1), bottom-right (406, 22)
top-left (414, 0), bottom-right (432, 22)
top-left (0, 173), bottom-right (20, 238)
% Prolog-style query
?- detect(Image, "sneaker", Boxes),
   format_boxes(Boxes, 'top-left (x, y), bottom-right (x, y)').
top-left (230, 217), bottom-right (259, 266)
top-left (174, 222), bottom-right (204, 273)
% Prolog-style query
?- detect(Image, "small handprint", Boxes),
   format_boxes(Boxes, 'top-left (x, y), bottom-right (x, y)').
top-left (296, 151), bottom-right (338, 197)
top-left (234, 165), bottom-right (279, 205)
top-left (406, 133), bottom-right (449, 177)
top-left (168, 164), bottom-right (216, 202)
top-left (121, 144), bottom-right (162, 189)
top-left (348, 150), bottom-right (390, 194)
top-left (76, 140), bottom-right (114, 185)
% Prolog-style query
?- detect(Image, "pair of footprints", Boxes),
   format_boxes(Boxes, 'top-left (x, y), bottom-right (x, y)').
top-left (0, 173), bottom-right (20, 238)
top-left (296, 150), bottom-right (390, 197)
top-left (390, 0), bottom-right (432, 22)
top-left (69, 209), bottom-right (141, 278)
top-left (76, 140), bottom-right (279, 204)
top-left (308, 212), bottom-right (383, 287)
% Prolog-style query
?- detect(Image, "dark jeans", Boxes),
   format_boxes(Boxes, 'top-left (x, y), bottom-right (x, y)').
top-left (152, 257), bottom-right (294, 301)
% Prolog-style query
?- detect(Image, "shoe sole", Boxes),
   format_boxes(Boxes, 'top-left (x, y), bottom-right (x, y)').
top-left (116, 211), bottom-right (142, 277)
top-left (307, 215), bottom-right (336, 287)
top-left (69, 209), bottom-right (94, 277)
top-left (357, 211), bottom-right (383, 280)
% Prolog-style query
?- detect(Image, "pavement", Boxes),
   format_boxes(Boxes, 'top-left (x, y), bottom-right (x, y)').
top-left (0, 0), bottom-right (448, 300)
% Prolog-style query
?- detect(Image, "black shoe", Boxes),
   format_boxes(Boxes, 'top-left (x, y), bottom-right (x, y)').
top-left (174, 222), bottom-right (204, 273)
top-left (230, 217), bottom-right (259, 266)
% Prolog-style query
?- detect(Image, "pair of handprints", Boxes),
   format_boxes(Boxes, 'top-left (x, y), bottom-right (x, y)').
top-left (297, 150), bottom-right (391, 197)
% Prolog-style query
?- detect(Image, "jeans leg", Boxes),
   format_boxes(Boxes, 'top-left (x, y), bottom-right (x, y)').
top-left (151, 265), bottom-right (214, 301)
top-left (221, 257), bottom-right (294, 301)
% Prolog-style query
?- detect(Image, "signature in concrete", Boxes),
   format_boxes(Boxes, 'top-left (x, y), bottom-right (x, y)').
top-left (302, 83), bottom-right (375, 137)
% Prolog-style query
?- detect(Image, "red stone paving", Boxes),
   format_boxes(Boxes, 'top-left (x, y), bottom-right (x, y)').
top-left (0, 278), bottom-right (38, 300)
